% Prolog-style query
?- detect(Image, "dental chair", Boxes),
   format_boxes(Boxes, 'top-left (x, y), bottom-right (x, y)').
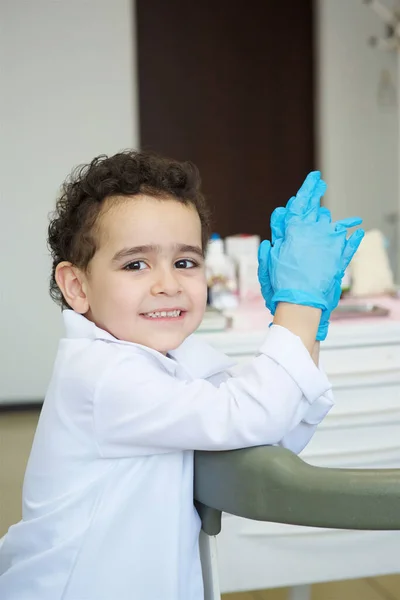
top-left (194, 445), bottom-right (400, 600)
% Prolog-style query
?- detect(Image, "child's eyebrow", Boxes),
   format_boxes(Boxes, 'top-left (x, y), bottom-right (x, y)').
top-left (112, 244), bottom-right (204, 263)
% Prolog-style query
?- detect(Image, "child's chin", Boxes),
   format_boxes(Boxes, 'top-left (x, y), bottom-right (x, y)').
top-left (150, 332), bottom-right (189, 354)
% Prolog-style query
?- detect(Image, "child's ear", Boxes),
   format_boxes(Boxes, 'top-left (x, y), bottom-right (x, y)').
top-left (55, 262), bottom-right (89, 314)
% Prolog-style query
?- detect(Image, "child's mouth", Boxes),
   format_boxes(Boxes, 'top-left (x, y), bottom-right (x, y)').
top-left (140, 309), bottom-right (186, 321)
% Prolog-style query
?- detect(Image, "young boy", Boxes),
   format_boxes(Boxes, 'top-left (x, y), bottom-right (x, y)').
top-left (0, 151), bottom-right (362, 600)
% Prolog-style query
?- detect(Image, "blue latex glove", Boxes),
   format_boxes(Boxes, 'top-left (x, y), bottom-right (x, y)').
top-left (261, 206), bottom-right (364, 340)
top-left (258, 171), bottom-right (328, 312)
top-left (258, 171), bottom-right (365, 339)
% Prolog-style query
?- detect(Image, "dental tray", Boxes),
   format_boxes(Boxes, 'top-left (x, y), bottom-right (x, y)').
top-left (331, 303), bottom-right (390, 320)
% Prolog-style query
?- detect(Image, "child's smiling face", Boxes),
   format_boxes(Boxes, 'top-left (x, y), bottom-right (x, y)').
top-left (72, 195), bottom-right (208, 354)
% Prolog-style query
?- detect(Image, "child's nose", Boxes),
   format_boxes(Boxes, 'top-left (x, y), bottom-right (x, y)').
top-left (151, 267), bottom-right (182, 296)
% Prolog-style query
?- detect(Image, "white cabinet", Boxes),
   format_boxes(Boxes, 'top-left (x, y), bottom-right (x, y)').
top-left (198, 318), bottom-right (400, 593)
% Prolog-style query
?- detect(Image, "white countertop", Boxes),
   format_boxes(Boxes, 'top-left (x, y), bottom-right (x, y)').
top-left (197, 296), bottom-right (400, 351)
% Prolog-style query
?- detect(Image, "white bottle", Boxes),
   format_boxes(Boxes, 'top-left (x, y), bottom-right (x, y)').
top-left (205, 234), bottom-right (238, 310)
top-left (225, 234), bottom-right (261, 301)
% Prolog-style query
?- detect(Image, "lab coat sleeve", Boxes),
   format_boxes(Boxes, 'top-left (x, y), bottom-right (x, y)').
top-left (277, 387), bottom-right (334, 453)
top-left (277, 356), bottom-right (334, 454)
top-left (93, 325), bottom-right (333, 457)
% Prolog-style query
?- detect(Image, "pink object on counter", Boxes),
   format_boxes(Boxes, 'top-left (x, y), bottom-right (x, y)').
top-left (228, 295), bottom-right (400, 332)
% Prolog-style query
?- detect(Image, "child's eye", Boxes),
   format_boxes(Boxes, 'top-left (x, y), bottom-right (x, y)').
top-left (175, 259), bottom-right (198, 269)
top-left (123, 260), bottom-right (147, 271)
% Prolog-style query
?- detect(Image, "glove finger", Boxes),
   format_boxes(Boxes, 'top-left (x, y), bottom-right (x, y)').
top-left (287, 179), bottom-right (327, 223)
top-left (285, 195), bottom-right (296, 213)
top-left (294, 170), bottom-right (321, 204)
top-left (257, 240), bottom-right (272, 295)
top-left (334, 216), bottom-right (363, 231)
top-left (317, 207), bottom-right (332, 224)
top-left (341, 229), bottom-right (365, 271)
top-left (301, 179), bottom-right (327, 222)
top-left (258, 239), bottom-right (271, 270)
top-left (286, 171), bottom-right (320, 215)
top-left (270, 207), bottom-right (286, 243)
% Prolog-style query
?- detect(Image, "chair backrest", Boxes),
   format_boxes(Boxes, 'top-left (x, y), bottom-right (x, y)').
top-left (194, 445), bottom-right (400, 534)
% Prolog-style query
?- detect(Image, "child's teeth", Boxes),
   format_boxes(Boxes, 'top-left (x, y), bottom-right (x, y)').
top-left (146, 310), bottom-right (181, 318)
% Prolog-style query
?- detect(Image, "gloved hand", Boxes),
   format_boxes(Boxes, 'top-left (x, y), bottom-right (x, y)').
top-left (260, 206), bottom-right (364, 340)
top-left (258, 171), bottom-right (326, 310)
top-left (258, 171), bottom-right (365, 340)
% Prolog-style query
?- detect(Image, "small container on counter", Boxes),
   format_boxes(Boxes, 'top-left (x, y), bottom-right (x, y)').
top-left (205, 233), bottom-right (238, 310)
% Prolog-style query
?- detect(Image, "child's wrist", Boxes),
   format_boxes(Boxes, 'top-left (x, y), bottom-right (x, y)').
top-left (273, 302), bottom-right (321, 354)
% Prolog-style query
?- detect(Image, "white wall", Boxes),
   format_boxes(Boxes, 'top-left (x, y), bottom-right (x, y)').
top-left (316, 0), bottom-right (399, 274)
top-left (0, 0), bottom-right (139, 401)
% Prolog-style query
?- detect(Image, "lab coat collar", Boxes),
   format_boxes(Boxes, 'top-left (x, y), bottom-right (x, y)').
top-left (62, 310), bottom-right (235, 380)
top-left (168, 334), bottom-right (236, 379)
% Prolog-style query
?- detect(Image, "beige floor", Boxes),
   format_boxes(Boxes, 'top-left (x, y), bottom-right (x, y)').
top-left (0, 410), bottom-right (40, 536)
top-left (1, 410), bottom-right (400, 599)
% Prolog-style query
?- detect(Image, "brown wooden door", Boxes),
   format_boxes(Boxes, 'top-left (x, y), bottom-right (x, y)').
top-left (136, 0), bottom-right (315, 240)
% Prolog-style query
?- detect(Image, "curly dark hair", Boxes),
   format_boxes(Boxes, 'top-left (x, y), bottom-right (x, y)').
top-left (47, 150), bottom-right (211, 309)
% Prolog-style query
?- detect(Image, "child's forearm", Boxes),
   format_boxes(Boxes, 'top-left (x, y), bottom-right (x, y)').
top-left (273, 303), bottom-right (321, 355)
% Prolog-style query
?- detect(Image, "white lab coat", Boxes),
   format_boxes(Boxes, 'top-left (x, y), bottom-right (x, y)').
top-left (0, 310), bottom-right (333, 600)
